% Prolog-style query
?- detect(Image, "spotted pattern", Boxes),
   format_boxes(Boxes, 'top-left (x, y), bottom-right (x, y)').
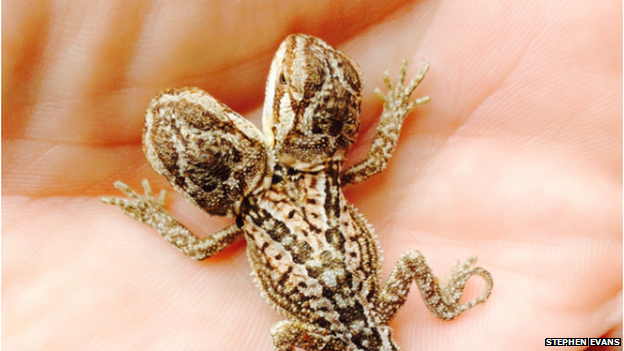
top-left (102, 34), bottom-right (493, 351)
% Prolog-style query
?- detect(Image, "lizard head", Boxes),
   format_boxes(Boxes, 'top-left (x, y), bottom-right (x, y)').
top-left (262, 34), bottom-right (363, 172)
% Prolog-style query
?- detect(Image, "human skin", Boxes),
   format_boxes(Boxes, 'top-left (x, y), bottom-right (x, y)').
top-left (3, 0), bottom-right (621, 350)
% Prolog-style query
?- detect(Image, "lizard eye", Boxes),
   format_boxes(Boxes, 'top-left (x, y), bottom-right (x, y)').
top-left (279, 72), bottom-right (287, 85)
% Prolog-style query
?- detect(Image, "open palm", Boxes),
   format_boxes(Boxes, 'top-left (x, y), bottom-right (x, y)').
top-left (4, 1), bottom-right (621, 350)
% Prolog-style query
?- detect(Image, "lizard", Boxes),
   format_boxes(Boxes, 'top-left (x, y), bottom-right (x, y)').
top-left (102, 33), bottom-right (493, 351)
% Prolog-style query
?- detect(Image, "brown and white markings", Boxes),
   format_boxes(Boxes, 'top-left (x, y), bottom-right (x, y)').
top-left (102, 34), bottom-right (493, 351)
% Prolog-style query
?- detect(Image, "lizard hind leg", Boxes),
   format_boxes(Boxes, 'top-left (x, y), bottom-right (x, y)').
top-left (375, 250), bottom-right (493, 323)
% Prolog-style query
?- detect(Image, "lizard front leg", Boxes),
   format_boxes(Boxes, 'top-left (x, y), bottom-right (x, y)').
top-left (341, 60), bottom-right (430, 185)
top-left (375, 250), bottom-right (493, 323)
top-left (102, 180), bottom-right (243, 260)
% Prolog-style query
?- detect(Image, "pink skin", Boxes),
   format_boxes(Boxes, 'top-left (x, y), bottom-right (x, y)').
top-left (4, 1), bottom-right (621, 350)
